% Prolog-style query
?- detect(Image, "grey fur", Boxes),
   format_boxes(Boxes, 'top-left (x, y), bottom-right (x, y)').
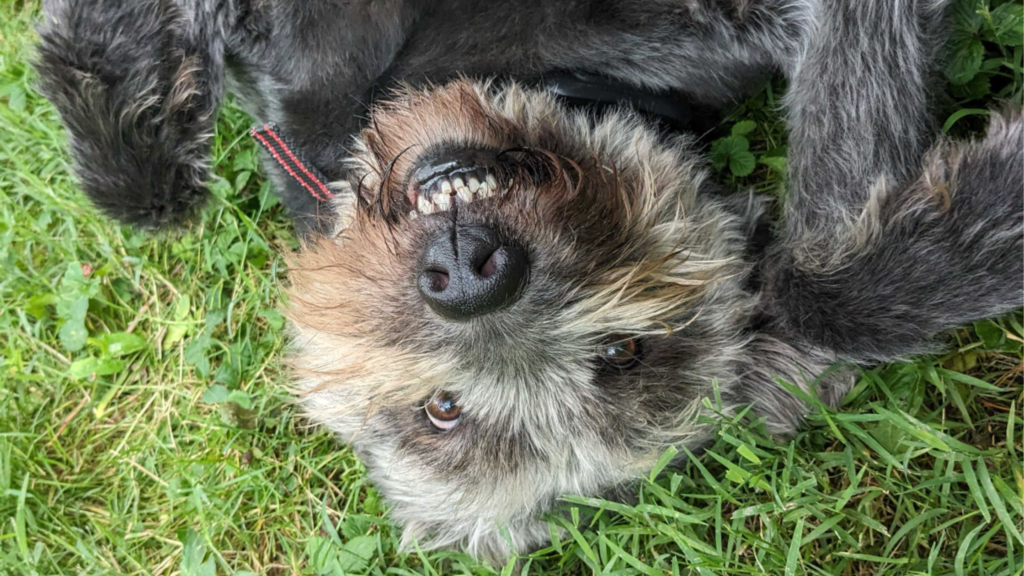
top-left (34, 0), bottom-right (1023, 563)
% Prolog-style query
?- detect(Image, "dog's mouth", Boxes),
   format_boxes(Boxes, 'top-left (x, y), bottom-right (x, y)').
top-left (404, 148), bottom-right (505, 217)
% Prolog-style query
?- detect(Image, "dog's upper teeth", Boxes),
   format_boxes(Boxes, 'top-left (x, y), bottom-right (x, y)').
top-left (434, 189), bottom-right (451, 210)
top-left (454, 178), bottom-right (473, 204)
top-left (410, 170), bottom-right (498, 217)
top-left (418, 194), bottom-right (435, 214)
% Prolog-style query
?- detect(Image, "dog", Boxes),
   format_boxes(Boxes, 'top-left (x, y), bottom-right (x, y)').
top-left (35, 0), bottom-right (1023, 562)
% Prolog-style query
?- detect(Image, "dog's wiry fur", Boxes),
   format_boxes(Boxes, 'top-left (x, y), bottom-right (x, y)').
top-left (35, 0), bottom-right (1023, 563)
top-left (35, 0), bottom-right (226, 227)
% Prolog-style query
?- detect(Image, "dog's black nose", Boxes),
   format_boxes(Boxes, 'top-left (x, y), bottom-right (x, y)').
top-left (418, 226), bottom-right (528, 320)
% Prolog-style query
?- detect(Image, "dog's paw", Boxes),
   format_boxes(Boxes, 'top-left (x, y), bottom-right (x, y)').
top-left (36, 0), bottom-right (222, 228)
top-left (918, 107), bottom-right (1023, 232)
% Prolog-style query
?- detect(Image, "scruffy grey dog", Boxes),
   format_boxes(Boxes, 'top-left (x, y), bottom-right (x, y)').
top-left (36, 0), bottom-right (1023, 562)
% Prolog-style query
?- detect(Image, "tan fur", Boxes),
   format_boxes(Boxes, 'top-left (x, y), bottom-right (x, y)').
top-left (167, 55), bottom-right (204, 111)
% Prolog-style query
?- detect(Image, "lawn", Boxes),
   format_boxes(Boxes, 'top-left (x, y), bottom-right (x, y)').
top-left (1, 1), bottom-right (1022, 575)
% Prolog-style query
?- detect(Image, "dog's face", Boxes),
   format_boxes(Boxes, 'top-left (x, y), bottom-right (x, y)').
top-left (286, 80), bottom-right (751, 560)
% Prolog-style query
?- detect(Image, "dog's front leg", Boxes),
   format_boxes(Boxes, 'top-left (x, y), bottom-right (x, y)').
top-left (36, 0), bottom-right (227, 228)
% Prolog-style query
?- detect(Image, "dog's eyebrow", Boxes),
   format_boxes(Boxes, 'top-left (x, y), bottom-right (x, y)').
top-left (250, 123), bottom-right (334, 202)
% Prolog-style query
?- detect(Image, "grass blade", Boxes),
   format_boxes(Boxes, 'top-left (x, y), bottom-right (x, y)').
top-left (15, 474), bottom-right (29, 562)
top-left (955, 524), bottom-right (985, 576)
top-left (785, 517), bottom-right (804, 576)
top-left (599, 534), bottom-right (662, 576)
top-left (942, 108), bottom-right (990, 133)
top-left (882, 508), bottom-right (946, 557)
top-left (976, 459), bottom-right (1024, 545)
top-left (962, 459), bottom-right (992, 523)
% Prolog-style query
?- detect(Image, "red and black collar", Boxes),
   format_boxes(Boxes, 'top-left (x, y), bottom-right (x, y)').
top-left (249, 123), bottom-right (334, 202)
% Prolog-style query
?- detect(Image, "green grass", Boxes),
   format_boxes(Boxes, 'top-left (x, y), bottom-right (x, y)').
top-left (1, 1), bottom-right (1022, 575)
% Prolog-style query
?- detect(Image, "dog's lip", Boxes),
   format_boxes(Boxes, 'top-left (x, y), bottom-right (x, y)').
top-left (409, 148), bottom-right (498, 184)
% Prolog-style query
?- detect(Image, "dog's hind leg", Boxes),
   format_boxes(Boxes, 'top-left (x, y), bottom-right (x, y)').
top-left (761, 0), bottom-right (1023, 363)
top-left (35, 0), bottom-right (225, 228)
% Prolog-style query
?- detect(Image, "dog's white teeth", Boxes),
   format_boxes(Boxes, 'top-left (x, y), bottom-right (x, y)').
top-left (412, 170), bottom-right (500, 216)
top-left (434, 192), bottom-right (450, 211)
top-left (454, 178), bottom-right (473, 204)
top-left (408, 210), bottom-right (419, 220)
top-left (475, 173), bottom-right (498, 198)
top-left (418, 194), bottom-right (435, 214)
top-left (434, 190), bottom-right (452, 210)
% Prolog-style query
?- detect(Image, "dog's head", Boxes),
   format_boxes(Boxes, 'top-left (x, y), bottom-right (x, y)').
top-left (286, 79), bottom-right (752, 560)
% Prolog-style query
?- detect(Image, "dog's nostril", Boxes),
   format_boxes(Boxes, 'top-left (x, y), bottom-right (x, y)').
top-left (478, 251), bottom-right (498, 279)
top-left (417, 226), bottom-right (529, 321)
top-left (425, 269), bottom-right (450, 291)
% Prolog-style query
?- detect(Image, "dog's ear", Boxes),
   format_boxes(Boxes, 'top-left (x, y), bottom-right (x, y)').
top-left (35, 0), bottom-right (225, 228)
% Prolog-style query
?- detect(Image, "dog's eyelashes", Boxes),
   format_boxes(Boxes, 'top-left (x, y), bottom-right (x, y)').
top-left (425, 392), bottom-right (462, 431)
top-left (600, 335), bottom-right (643, 371)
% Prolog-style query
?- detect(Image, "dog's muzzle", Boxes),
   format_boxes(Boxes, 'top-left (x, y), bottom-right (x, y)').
top-left (411, 152), bottom-right (528, 320)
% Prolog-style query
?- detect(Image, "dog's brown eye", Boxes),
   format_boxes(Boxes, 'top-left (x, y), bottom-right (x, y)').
top-left (600, 335), bottom-right (642, 370)
top-left (425, 392), bottom-right (461, 431)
